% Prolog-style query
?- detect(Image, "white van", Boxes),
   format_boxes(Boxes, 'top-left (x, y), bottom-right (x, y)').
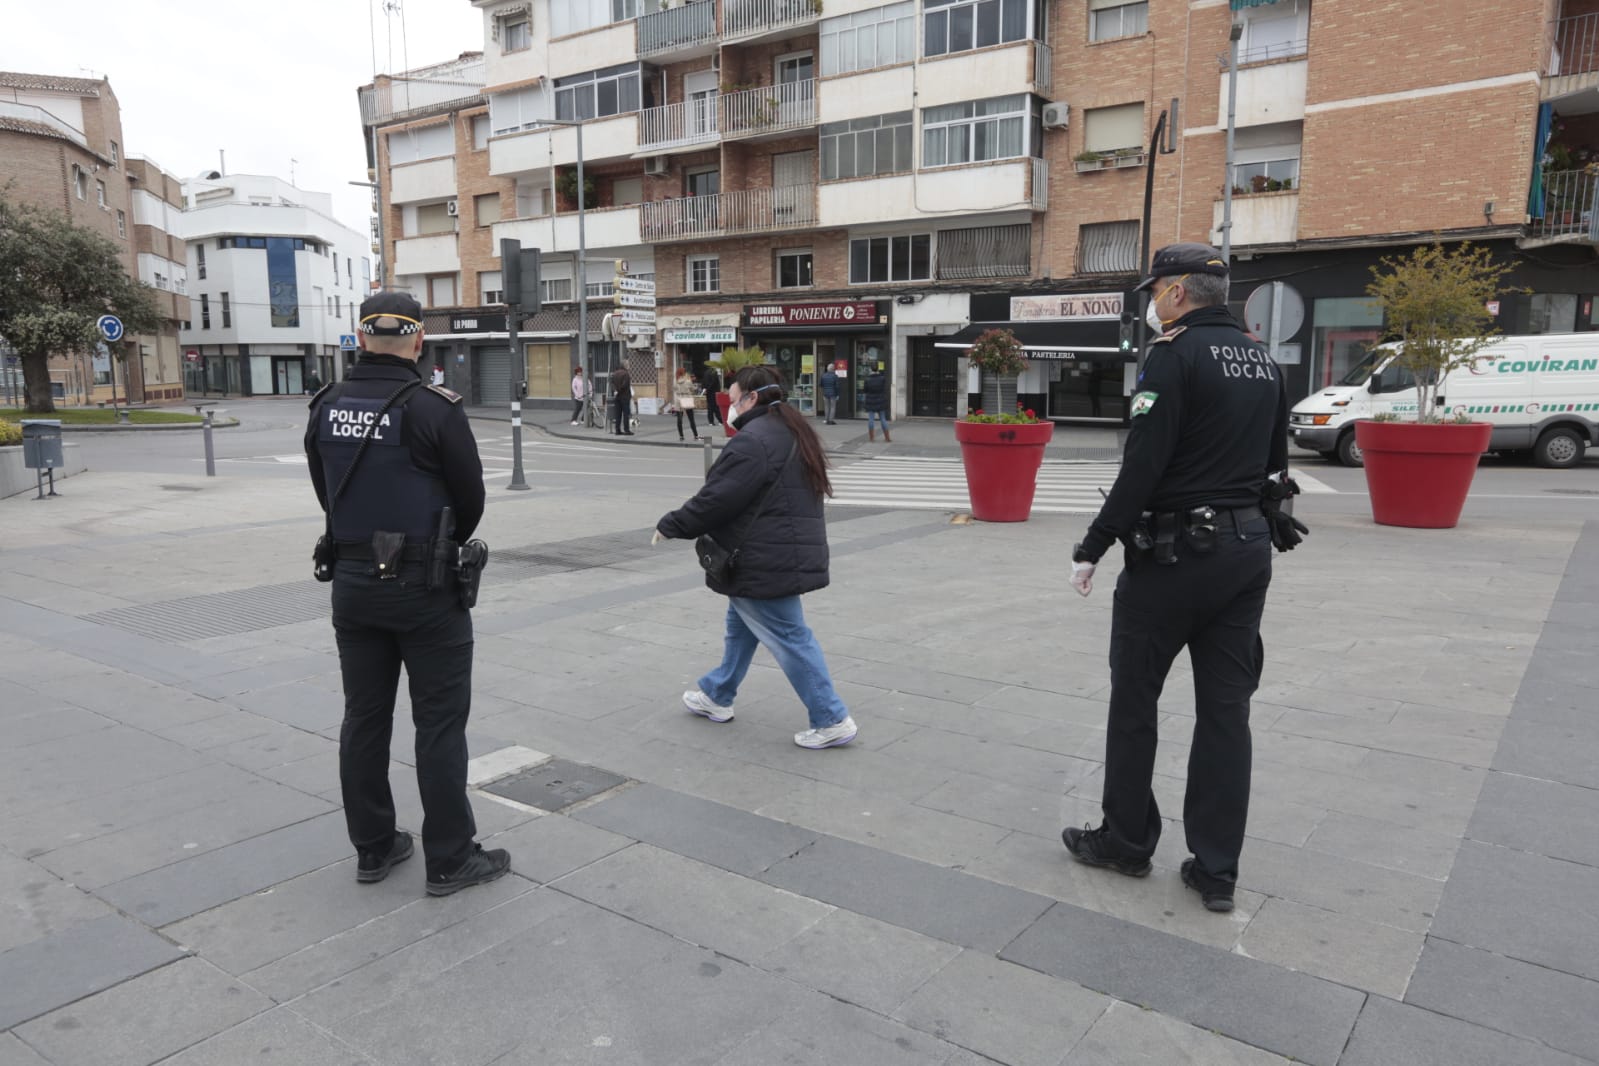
top-left (1289, 334), bottom-right (1599, 468)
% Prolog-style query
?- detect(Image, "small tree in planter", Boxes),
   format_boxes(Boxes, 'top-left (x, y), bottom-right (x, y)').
top-left (955, 329), bottom-right (1053, 522)
top-left (966, 328), bottom-right (1028, 416)
top-left (1356, 242), bottom-right (1518, 528)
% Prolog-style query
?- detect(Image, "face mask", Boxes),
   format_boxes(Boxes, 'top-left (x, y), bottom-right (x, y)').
top-left (1145, 304), bottom-right (1166, 333)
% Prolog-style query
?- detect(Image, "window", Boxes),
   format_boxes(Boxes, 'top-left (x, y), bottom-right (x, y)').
top-left (776, 249), bottom-right (813, 288)
top-left (612, 177), bottom-right (644, 206)
top-left (1083, 102), bottom-right (1144, 153)
top-left (480, 270), bottom-right (503, 304)
top-left (937, 222), bottom-right (1029, 279)
top-left (586, 280), bottom-right (615, 297)
top-left (1230, 122), bottom-right (1302, 192)
top-left (1231, 158), bottom-right (1300, 191)
top-left (109, 139), bottom-right (119, 168)
top-left (197, 244), bottom-right (207, 279)
top-left (347, 257), bottom-right (354, 288)
top-left (415, 202), bottom-right (455, 235)
top-left (849, 233), bottom-right (931, 284)
top-left (923, 0), bottom-right (1029, 58)
top-left (1078, 220), bottom-right (1138, 273)
top-left (154, 272), bottom-right (167, 290)
top-left (220, 292), bottom-right (231, 328)
top-left (515, 178), bottom-right (553, 217)
top-left (687, 254), bottom-right (720, 293)
top-left (542, 277), bottom-right (574, 302)
top-left (491, 86), bottom-right (547, 136)
top-left (200, 294), bottom-right (211, 329)
top-left (73, 167), bottom-right (87, 200)
top-left (427, 275), bottom-right (457, 307)
top-left (611, 0), bottom-right (639, 19)
top-left (334, 295), bottom-right (341, 319)
top-left (555, 64), bottom-right (642, 121)
top-left (1240, 0), bottom-right (1309, 63)
top-left (820, 1), bottom-right (915, 75)
top-left (1089, 0), bottom-right (1147, 42)
top-left (503, 16), bottom-right (531, 51)
top-left (922, 95), bottom-right (1027, 167)
top-left (821, 112), bottom-right (914, 180)
top-left (116, 209), bottom-right (127, 238)
top-left (475, 193), bottom-right (502, 226)
top-left (472, 114), bottom-right (491, 150)
top-left (388, 124), bottom-right (454, 165)
top-left (96, 181), bottom-right (107, 208)
top-left (182, 321), bottom-right (190, 331)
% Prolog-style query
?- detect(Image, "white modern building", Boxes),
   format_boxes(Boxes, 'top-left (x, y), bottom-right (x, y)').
top-left (179, 174), bottom-right (371, 396)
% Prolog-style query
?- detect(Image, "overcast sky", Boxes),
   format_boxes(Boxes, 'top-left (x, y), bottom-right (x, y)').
top-left (3, 0), bottom-right (483, 234)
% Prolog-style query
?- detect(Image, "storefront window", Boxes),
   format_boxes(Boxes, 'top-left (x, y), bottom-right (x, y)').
top-left (1309, 296), bottom-right (1383, 395)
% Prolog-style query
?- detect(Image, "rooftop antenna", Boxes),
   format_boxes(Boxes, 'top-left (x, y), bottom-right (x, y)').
top-left (290, 158), bottom-right (299, 185)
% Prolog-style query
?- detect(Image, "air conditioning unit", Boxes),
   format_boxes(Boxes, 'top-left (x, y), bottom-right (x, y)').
top-left (445, 198), bottom-right (459, 216)
top-left (643, 156), bottom-right (668, 177)
top-left (1041, 102), bottom-right (1070, 130)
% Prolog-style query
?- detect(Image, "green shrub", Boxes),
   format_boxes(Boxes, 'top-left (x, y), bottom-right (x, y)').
top-left (0, 421), bottom-right (21, 446)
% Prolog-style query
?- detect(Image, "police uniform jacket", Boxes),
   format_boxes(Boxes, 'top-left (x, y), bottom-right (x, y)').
top-left (655, 404), bottom-right (829, 600)
top-left (1079, 305), bottom-right (1289, 563)
top-left (305, 354), bottom-right (486, 543)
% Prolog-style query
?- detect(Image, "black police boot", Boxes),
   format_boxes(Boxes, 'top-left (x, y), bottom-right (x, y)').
top-left (426, 844), bottom-right (512, 897)
top-left (1061, 824), bottom-right (1152, 878)
top-left (356, 830), bottom-right (414, 884)
top-left (1180, 859), bottom-right (1235, 913)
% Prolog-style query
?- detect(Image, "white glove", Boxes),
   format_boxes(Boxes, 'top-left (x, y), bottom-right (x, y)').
top-left (1070, 560), bottom-right (1096, 597)
top-left (651, 530), bottom-right (664, 545)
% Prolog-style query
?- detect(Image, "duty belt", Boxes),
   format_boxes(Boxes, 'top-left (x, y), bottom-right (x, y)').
top-left (333, 541), bottom-right (431, 562)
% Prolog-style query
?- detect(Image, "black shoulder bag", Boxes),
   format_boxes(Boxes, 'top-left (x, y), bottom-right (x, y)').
top-left (312, 379), bottom-right (424, 581)
top-left (695, 438), bottom-right (797, 585)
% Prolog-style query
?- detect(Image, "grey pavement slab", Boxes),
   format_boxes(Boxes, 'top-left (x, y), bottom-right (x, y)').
top-left (1490, 715), bottom-right (1599, 789)
top-left (0, 1034), bottom-right (50, 1066)
top-left (14, 957), bottom-right (271, 1066)
top-left (1000, 902), bottom-right (1365, 1066)
top-left (878, 726), bottom-right (1101, 795)
top-left (552, 843), bottom-right (833, 961)
top-left (1061, 1000), bottom-right (1297, 1065)
top-left (571, 783), bottom-right (818, 876)
top-left (0, 851), bottom-right (114, 955)
top-left (0, 724), bottom-right (214, 817)
top-left (1406, 937), bottom-right (1599, 1062)
top-left (1429, 839), bottom-right (1599, 982)
top-left (1237, 897), bottom-right (1423, 999)
top-left (1509, 678), bottom-right (1599, 730)
top-left (477, 809), bottom-right (632, 884)
top-left (1302, 810), bottom-right (1464, 882)
top-left (759, 835), bottom-right (1052, 953)
top-left (715, 991), bottom-right (966, 1066)
top-left (0, 913), bottom-right (185, 1030)
top-left (7, 703), bottom-right (115, 749)
top-left (892, 949), bottom-right (1110, 1066)
top-left (158, 1007), bottom-right (379, 1065)
top-left (754, 779), bottom-right (1011, 870)
top-left (1341, 994), bottom-right (1594, 1066)
top-left (96, 811), bottom-right (350, 927)
top-left (1467, 770), bottom-right (1599, 868)
top-left (755, 908), bottom-right (962, 1016)
top-left (1230, 835), bottom-right (1444, 934)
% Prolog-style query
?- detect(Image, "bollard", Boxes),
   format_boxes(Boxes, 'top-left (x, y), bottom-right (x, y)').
top-left (202, 409), bottom-right (216, 477)
top-left (702, 434), bottom-right (714, 478)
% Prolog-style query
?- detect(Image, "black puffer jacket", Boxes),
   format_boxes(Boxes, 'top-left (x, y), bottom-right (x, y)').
top-left (863, 371), bottom-right (888, 412)
top-left (656, 404), bottom-right (829, 599)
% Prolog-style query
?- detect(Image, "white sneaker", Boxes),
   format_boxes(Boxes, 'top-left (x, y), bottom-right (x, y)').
top-left (794, 717), bottom-right (857, 749)
top-left (682, 689), bottom-right (733, 723)
top-left (570, 420), bottom-right (580, 425)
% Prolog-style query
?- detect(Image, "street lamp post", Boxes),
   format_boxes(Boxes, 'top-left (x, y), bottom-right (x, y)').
top-left (1220, 20), bottom-right (1244, 264)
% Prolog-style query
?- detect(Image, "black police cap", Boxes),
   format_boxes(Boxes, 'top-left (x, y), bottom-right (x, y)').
top-left (359, 291), bottom-right (424, 336)
top-left (1133, 242), bottom-right (1230, 292)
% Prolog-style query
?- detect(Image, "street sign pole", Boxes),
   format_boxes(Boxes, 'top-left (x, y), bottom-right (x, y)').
top-left (501, 237), bottom-right (530, 491)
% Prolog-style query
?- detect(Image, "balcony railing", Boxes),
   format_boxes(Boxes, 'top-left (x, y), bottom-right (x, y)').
top-left (1033, 40), bottom-right (1052, 93)
top-left (721, 79), bottom-right (816, 138)
top-left (637, 1), bottom-right (717, 56)
top-left (641, 184), bottom-right (817, 241)
top-left (639, 97), bottom-right (720, 149)
top-left (723, 0), bottom-right (819, 41)
top-left (1530, 168), bottom-right (1599, 243)
top-left (1549, 12), bottom-right (1599, 80)
top-left (1031, 157), bottom-right (1049, 211)
top-left (0, 101), bottom-right (88, 148)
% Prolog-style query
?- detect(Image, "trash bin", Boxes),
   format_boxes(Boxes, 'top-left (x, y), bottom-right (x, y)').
top-left (20, 420), bottom-right (64, 470)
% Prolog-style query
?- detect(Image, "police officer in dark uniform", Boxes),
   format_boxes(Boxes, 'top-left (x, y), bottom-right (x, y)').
top-left (305, 291), bottom-right (511, 897)
top-left (1060, 243), bottom-right (1302, 914)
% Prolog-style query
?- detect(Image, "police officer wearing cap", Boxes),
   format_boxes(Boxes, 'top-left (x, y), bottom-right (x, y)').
top-left (305, 291), bottom-right (511, 897)
top-left (1060, 243), bottom-right (1302, 914)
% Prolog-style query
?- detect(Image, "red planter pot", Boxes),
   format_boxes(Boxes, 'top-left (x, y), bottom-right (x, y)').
top-left (954, 419), bottom-right (1055, 522)
top-left (717, 393), bottom-right (735, 436)
top-left (1355, 420), bottom-right (1492, 529)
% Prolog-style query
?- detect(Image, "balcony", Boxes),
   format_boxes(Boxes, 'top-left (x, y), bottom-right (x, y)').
top-left (0, 101), bottom-right (87, 148)
top-left (817, 159), bottom-right (1042, 226)
top-left (722, 0), bottom-right (819, 43)
top-left (494, 205), bottom-right (644, 254)
top-left (639, 98), bottom-right (720, 151)
top-left (919, 43), bottom-right (1048, 108)
top-left (642, 184), bottom-right (816, 241)
top-left (1210, 190), bottom-right (1299, 248)
top-left (393, 232), bottom-right (460, 276)
top-left (1526, 169), bottom-right (1599, 245)
top-left (1218, 55), bottom-right (1307, 126)
top-left (721, 79), bottom-right (816, 139)
top-left (390, 157), bottom-right (456, 204)
top-left (637, 1), bottom-right (718, 59)
top-left (1546, 12), bottom-right (1599, 100)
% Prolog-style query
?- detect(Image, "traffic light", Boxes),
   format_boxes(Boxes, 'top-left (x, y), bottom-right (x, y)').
top-left (499, 239), bottom-right (543, 312)
top-left (1119, 311), bottom-right (1137, 354)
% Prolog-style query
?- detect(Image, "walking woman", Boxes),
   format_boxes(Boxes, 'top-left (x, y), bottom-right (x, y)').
top-left (671, 367), bottom-right (701, 441)
top-left (655, 366), bottom-right (858, 749)
top-left (570, 367), bottom-right (590, 425)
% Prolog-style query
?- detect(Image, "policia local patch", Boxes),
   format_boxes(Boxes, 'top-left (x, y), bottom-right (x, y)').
top-left (320, 399), bottom-right (405, 443)
top-left (1130, 391), bottom-right (1158, 418)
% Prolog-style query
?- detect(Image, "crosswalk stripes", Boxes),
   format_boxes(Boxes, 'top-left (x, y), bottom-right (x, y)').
top-left (827, 457), bottom-right (1119, 515)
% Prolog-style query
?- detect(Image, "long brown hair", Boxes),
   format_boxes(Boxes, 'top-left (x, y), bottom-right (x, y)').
top-left (731, 366), bottom-right (832, 498)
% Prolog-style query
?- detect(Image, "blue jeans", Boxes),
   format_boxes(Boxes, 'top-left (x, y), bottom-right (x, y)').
top-left (867, 410), bottom-right (889, 434)
top-left (697, 596), bottom-right (849, 729)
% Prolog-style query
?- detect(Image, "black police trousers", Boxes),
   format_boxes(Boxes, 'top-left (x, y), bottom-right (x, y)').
top-left (332, 560), bottom-right (476, 878)
top-left (1099, 514), bottom-right (1272, 887)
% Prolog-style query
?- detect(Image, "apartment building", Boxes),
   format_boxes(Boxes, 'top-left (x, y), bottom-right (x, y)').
top-left (365, 0), bottom-right (1599, 420)
top-left (178, 175), bottom-right (371, 396)
top-left (0, 72), bottom-right (183, 406)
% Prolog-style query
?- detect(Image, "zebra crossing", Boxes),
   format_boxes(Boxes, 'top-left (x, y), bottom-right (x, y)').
top-left (828, 457), bottom-right (1119, 515)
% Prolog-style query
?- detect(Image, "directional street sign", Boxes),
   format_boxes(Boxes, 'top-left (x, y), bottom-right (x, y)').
top-left (339, 334), bottom-right (358, 351)
top-left (623, 323), bottom-right (657, 335)
top-left (616, 308), bottom-right (656, 323)
top-left (617, 292), bottom-right (656, 310)
top-left (615, 276), bottom-right (656, 293)
top-left (97, 315), bottom-right (123, 343)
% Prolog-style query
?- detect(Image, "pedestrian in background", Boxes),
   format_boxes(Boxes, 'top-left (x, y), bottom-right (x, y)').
top-left (863, 365), bottom-right (890, 442)
top-left (819, 363), bottom-right (840, 425)
top-left (702, 363), bottom-right (723, 426)
top-left (431, 364), bottom-right (445, 387)
top-left (570, 367), bottom-right (589, 425)
top-left (304, 291), bottom-right (511, 897)
top-left (305, 368), bottom-right (322, 394)
top-left (1061, 243), bottom-right (1302, 915)
top-left (655, 366), bottom-right (858, 750)
top-left (611, 364), bottom-right (634, 435)
top-left (672, 367), bottom-right (701, 442)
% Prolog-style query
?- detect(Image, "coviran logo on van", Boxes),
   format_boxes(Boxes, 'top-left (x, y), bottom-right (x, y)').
top-left (1495, 356), bottom-right (1599, 373)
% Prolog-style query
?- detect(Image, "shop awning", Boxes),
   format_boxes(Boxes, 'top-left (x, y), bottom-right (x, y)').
top-left (935, 321), bottom-right (1128, 362)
